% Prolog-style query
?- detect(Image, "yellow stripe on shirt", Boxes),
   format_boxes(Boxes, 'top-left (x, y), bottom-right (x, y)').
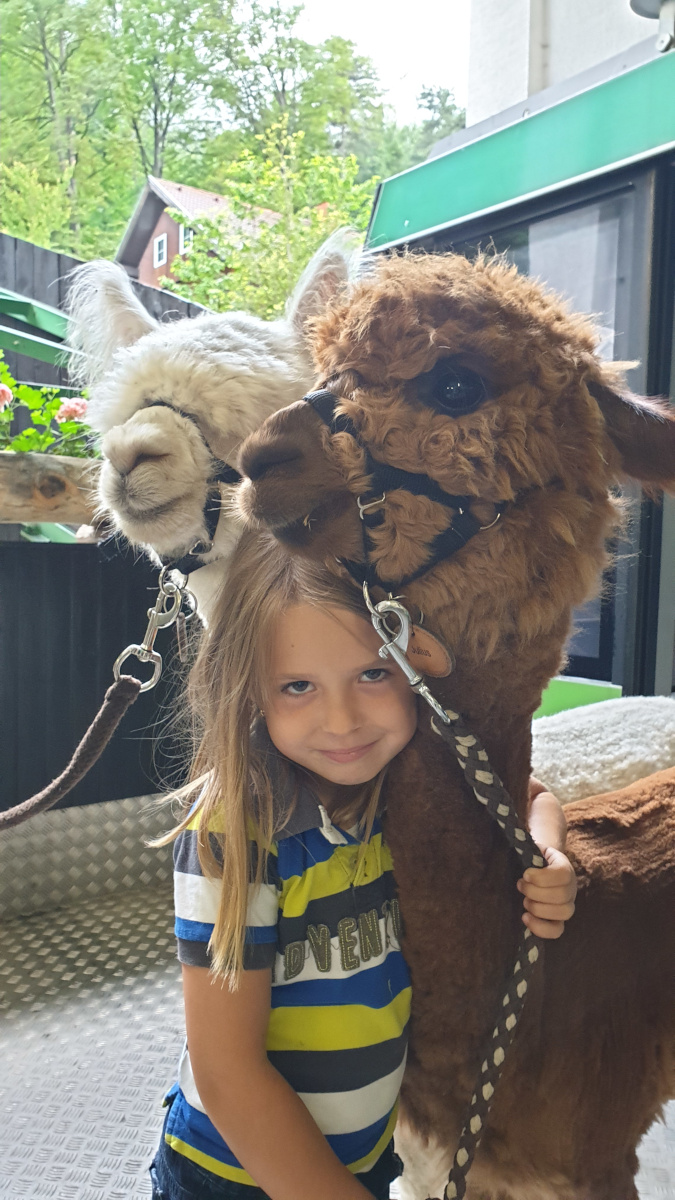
top-left (266, 987), bottom-right (411, 1053)
top-left (280, 832), bottom-right (394, 917)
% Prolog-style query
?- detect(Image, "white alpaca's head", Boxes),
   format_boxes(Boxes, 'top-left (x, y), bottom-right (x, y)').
top-left (66, 234), bottom-right (357, 613)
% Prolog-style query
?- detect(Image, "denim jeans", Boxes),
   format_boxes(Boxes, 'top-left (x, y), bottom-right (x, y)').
top-left (149, 1125), bottom-right (403, 1200)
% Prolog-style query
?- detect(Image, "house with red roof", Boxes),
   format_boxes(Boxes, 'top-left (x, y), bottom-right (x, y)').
top-left (115, 176), bottom-right (233, 287)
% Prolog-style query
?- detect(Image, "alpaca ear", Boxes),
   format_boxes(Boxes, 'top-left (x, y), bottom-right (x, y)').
top-left (587, 378), bottom-right (675, 491)
top-left (286, 228), bottom-right (358, 343)
top-left (66, 260), bottom-right (158, 388)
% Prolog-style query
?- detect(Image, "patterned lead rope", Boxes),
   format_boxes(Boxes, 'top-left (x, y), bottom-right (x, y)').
top-left (361, 591), bottom-right (545, 1200)
top-left (428, 709), bottom-right (544, 1200)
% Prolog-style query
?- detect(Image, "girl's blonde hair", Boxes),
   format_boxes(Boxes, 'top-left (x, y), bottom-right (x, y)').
top-left (160, 529), bottom-right (388, 981)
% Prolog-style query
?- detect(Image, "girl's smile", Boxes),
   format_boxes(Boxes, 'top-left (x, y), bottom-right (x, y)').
top-left (318, 741), bottom-right (379, 764)
top-left (264, 603), bottom-right (418, 803)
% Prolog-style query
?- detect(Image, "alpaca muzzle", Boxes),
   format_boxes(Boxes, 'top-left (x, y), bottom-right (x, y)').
top-left (238, 399), bottom-right (354, 535)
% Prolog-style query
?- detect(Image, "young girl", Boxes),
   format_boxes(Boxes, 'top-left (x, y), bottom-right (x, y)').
top-left (149, 530), bottom-right (577, 1200)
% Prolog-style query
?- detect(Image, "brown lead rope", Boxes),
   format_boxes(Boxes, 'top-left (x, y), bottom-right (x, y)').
top-left (362, 588), bottom-right (545, 1200)
top-left (0, 676), bottom-right (142, 831)
top-left (1, 567), bottom-right (195, 832)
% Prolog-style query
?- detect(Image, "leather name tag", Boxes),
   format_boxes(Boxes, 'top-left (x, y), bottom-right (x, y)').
top-left (408, 626), bottom-right (453, 677)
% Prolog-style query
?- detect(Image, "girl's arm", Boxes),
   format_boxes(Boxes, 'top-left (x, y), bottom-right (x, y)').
top-left (183, 963), bottom-right (374, 1200)
top-left (527, 775), bottom-right (567, 852)
top-left (518, 777), bottom-right (577, 940)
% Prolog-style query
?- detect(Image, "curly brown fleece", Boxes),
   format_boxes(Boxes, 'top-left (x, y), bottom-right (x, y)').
top-left (238, 251), bottom-right (675, 1199)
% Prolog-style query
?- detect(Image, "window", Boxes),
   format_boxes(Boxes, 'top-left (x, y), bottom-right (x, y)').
top-left (179, 224), bottom-right (193, 255)
top-left (153, 233), bottom-right (168, 269)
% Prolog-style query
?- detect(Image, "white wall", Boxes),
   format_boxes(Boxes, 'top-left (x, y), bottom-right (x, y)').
top-left (467, 0), bottom-right (656, 125)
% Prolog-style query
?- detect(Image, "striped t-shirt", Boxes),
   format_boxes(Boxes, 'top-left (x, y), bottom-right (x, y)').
top-left (168, 775), bottom-right (411, 1188)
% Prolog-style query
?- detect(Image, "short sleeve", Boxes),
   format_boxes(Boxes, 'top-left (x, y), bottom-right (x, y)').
top-left (173, 825), bottom-right (281, 970)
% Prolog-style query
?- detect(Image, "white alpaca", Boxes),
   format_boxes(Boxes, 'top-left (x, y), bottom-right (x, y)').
top-left (532, 694), bottom-right (675, 804)
top-left (67, 233), bottom-right (357, 615)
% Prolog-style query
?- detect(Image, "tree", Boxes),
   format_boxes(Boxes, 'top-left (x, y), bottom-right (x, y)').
top-left (0, 162), bottom-right (72, 246)
top-left (0, 0), bottom-right (141, 253)
top-left (0, 0), bottom-right (464, 259)
top-left (206, 4), bottom-right (383, 160)
top-left (164, 118), bottom-right (375, 320)
top-left (108, 0), bottom-right (235, 179)
top-left (346, 85), bottom-right (465, 182)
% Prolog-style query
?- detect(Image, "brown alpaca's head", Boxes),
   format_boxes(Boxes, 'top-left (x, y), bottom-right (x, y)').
top-left (238, 254), bottom-right (675, 662)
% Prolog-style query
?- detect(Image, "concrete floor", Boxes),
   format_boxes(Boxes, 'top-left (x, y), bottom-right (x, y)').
top-left (1, 886), bottom-right (673, 1200)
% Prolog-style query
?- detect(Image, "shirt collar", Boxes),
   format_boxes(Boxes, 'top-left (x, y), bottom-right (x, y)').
top-left (252, 719), bottom-right (351, 843)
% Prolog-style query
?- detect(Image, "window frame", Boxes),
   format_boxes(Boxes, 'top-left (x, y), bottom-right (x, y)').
top-left (153, 232), bottom-right (168, 269)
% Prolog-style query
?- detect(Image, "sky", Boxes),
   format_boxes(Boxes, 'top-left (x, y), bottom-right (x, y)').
top-left (295, 0), bottom-right (471, 125)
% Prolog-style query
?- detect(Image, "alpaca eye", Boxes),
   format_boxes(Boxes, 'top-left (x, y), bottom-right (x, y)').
top-left (416, 360), bottom-right (488, 417)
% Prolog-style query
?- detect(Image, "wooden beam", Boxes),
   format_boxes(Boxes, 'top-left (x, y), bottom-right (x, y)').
top-left (0, 451), bottom-right (100, 524)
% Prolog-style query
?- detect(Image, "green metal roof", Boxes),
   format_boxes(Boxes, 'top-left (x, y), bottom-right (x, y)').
top-left (0, 286), bottom-right (75, 366)
top-left (0, 288), bottom-right (68, 338)
top-left (366, 51), bottom-right (675, 251)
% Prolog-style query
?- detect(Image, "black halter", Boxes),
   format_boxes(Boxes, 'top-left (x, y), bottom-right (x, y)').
top-left (305, 389), bottom-right (507, 592)
top-left (144, 401), bottom-right (241, 577)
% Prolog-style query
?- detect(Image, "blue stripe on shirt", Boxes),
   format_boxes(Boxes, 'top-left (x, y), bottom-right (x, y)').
top-left (176, 919), bottom-right (277, 945)
top-left (167, 1087), bottom-right (394, 1174)
top-left (175, 917), bottom-right (214, 942)
top-left (325, 1109), bottom-right (392, 1165)
top-left (277, 828), bottom-right (343, 879)
top-left (271, 951), bottom-right (410, 1009)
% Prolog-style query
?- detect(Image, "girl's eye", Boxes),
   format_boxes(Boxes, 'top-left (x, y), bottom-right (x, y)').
top-left (282, 680), bottom-right (313, 695)
top-left (361, 668), bottom-right (388, 682)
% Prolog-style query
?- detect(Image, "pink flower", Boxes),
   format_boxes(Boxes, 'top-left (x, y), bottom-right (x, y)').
top-left (0, 383), bottom-right (13, 410)
top-left (56, 397), bottom-right (88, 423)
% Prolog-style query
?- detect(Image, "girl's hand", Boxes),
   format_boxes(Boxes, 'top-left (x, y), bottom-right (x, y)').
top-left (516, 847), bottom-right (577, 939)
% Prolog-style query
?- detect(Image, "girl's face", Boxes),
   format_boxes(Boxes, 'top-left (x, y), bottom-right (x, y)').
top-left (264, 603), bottom-right (418, 799)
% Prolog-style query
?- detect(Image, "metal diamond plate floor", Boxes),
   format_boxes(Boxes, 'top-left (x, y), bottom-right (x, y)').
top-left (0, 887), bottom-right (182, 1200)
top-left (1, 886), bottom-right (673, 1200)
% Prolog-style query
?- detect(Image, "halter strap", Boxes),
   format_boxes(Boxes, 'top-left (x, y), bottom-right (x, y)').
top-left (305, 389), bottom-right (505, 591)
top-left (144, 401), bottom-right (241, 576)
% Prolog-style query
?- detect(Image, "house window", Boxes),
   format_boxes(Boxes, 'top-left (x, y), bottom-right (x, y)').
top-left (153, 233), bottom-right (168, 269)
top-left (179, 224), bottom-right (193, 255)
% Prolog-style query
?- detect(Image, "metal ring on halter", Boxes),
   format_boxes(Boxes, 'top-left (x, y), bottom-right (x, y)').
top-left (357, 493), bottom-right (386, 518)
top-left (479, 511), bottom-right (502, 531)
top-left (112, 645), bottom-right (163, 692)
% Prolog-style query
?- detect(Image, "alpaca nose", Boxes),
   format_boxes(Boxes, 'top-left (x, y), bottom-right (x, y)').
top-left (103, 429), bottom-right (170, 475)
top-left (242, 437), bottom-right (304, 481)
top-left (238, 400), bottom-right (321, 481)
top-left (109, 447), bottom-right (167, 477)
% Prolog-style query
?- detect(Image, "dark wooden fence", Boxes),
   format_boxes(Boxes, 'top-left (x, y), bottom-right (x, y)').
top-left (0, 234), bottom-right (204, 812)
top-left (0, 541), bottom-right (191, 812)
top-left (0, 231), bottom-right (204, 389)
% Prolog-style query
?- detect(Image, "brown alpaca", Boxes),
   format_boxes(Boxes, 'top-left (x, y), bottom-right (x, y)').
top-left (236, 253), bottom-right (675, 1200)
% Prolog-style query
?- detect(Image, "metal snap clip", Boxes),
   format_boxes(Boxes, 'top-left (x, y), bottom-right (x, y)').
top-left (357, 493), bottom-right (386, 519)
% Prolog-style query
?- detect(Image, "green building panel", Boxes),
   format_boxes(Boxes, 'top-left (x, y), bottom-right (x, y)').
top-left (366, 52), bottom-right (675, 251)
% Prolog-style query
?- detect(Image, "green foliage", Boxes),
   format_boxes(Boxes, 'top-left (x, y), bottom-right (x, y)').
top-left (0, 0), bottom-right (143, 255)
top-left (210, 5), bottom-right (382, 153)
top-left (0, 353), bottom-right (97, 457)
top-left (164, 119), bottom-right (374, 320)
top-left (0, 0), bottom-right (464, 260)
top-left (346, 85), bottom-right (465, 181)
top-left (0, 163), bottom-right (72, 247)
top-left (110, 0), bottom-right (235, 178)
